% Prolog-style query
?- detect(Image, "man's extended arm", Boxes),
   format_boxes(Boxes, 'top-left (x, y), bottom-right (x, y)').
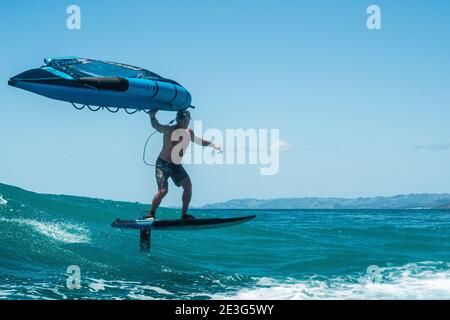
top-left (188, 128), bottom-right (222, 153)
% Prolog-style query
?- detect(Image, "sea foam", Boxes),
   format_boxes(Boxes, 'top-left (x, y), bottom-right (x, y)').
top-left (1, 218), bottom-right (90, 244)
top-left (0, 195), bottom-right (7, 206)
top-left (212, 262), bottom-right (450, 300)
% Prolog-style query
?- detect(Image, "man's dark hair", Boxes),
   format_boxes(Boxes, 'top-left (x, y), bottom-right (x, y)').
top-left (176, 110), bottom-right (191, 121)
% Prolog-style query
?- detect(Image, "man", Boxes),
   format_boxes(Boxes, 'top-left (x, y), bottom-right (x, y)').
top-left (143, 110), bottom-right (222, 220)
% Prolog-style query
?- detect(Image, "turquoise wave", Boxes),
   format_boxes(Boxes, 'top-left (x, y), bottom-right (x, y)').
top-left (1, 183), bottom-right (449, 299)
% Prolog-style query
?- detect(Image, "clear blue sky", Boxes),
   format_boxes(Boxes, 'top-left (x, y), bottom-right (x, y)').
top-left (1, 0), bottom-right (449, 206)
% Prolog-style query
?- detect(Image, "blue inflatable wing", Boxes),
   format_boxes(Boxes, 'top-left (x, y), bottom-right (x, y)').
top-left (8, 57), bottom-right (193, 113)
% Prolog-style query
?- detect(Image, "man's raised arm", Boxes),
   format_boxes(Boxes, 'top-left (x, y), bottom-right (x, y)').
top-left (149, 110), bottom-right (169, 133)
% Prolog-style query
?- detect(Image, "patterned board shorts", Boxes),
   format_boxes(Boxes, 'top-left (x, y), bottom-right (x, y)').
top-left (155, 157), bottom-right (189, 189)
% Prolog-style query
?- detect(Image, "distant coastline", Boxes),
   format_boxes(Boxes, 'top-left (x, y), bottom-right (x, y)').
top-left (201, 194), bottom-right (450, 210)
top-left (2, 182), bottom-right (450, 210)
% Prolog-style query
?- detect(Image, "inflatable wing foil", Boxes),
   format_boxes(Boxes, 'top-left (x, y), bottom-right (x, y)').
top-left (8, 57), bottom-right (192, 112)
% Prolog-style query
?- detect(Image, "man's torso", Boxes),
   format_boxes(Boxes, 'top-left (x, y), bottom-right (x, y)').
top-left (159, 126), bottom-right (191, 164)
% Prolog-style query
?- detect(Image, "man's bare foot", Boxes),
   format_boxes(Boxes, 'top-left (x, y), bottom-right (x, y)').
top-left (182, 213), bottom-right (196, 220)
top-left (142, 210), bottom-right (156, 220)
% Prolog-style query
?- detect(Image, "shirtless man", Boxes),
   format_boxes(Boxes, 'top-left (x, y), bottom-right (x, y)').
top-left (143, 110), bottom-right (222, 220)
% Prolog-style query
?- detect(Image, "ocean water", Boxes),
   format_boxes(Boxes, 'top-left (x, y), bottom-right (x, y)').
top-left (1, 183), bottom-right (449, 300)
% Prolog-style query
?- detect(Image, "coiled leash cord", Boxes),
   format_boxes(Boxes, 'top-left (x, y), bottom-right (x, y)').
top-left (142, 116), bottom-right (177, 167)
top-left (69, 103), bottom-right (180, 168)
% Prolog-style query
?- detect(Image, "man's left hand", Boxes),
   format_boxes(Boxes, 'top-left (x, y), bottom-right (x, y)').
top-left (212, 143), bottom-right (223, 154)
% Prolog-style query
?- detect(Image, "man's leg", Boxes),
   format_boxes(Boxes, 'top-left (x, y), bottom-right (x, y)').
top-left (179, 178), bottom-right (192, 217)
top-left (150, 187), bottom-right (168, 213)
top-left (145, 163), bottom-right (169, 219)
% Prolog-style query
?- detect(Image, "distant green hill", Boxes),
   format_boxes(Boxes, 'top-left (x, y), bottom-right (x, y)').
top-left (202, 194), bottom-right (450, 209)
